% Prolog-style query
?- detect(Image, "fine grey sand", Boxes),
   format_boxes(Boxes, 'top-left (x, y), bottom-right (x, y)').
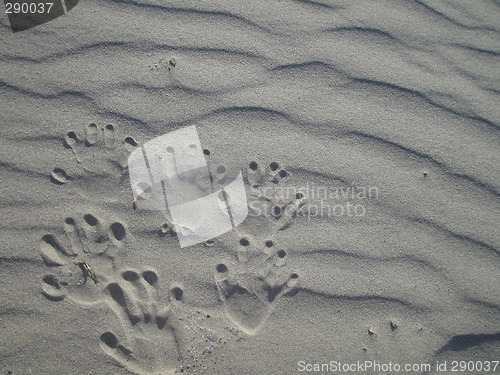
top-left (1, 1), bottom-right (499, 374)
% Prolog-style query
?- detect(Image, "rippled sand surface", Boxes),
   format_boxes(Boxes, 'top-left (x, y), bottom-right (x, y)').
top-left (1, 1), bottom-right (499, 374)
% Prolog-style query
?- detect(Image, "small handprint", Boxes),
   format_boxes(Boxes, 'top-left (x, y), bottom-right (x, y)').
top-left (213, 161), bottom-right (304, 335)
top-left (63, 122), bottom-right (138, 175)
top-left (50, 123), bottom-right (139, 203)
top-left (245, 160), bottom-right (306, 236)
top-left (215, 243), bottom-right (299, 336)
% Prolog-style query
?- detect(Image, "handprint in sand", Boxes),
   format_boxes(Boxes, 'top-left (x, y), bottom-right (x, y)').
top-left (214, 161), bottom-right (305, 335)
top-left (40, 213), bottom-right (127, 304)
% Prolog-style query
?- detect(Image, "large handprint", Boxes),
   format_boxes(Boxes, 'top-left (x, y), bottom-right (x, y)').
top-left (40, 213), bottom-right (128, 305)
top-left (100, 268), bottom-right (184, 375)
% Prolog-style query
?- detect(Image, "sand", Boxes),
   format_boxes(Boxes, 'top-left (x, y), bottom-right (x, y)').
top-left (0, 0), bottom-right (499, 374)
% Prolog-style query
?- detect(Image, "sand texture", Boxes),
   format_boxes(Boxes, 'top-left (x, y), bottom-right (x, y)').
top-left (1, 0), bottom-right (499, 374)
